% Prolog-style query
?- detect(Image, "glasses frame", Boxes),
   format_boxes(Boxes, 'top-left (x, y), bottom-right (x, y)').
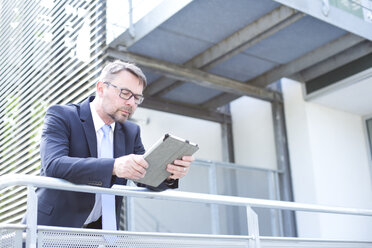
top-left (103, 81), bottom-right (144, 105)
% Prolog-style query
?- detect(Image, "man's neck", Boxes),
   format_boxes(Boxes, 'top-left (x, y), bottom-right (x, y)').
top-left (92, 98), bottom-right (114, 125)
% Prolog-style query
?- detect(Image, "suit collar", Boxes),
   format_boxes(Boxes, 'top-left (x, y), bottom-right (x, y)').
top-left (80, 96), bottom-right (97, 157)
top-left (80, 96), bottom-right (128, 159)
top-left (80, 96), bottom-right (95, 122)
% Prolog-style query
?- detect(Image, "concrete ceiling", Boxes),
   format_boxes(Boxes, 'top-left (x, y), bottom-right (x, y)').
top-left (107, 0), bottom-right (372, 123)
top-left (306, 68), bottom-right (372, 117)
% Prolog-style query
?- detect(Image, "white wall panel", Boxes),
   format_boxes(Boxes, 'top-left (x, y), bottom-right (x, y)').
top-left (282, 78), bottom-right (372, 241)
top-left (230, 96), bottom-right (277, 170)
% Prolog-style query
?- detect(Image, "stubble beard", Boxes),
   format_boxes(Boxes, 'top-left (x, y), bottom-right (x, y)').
top-left (108, 106), bottom-right (133, 123)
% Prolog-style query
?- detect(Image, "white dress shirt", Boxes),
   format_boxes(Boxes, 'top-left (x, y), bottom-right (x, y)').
top-left (84, 102), bottom-right (115, 225)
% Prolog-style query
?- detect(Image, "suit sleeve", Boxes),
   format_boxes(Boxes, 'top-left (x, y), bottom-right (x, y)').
top-left (40, 105), bottom-right (114, 187)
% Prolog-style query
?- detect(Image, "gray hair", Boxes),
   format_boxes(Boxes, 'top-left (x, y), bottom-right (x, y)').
top-left (99, 60), bottom-right (147, 87)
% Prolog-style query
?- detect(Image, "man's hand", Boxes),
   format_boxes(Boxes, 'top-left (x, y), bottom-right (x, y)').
top-left (113, 154), bottom-right (148, 180)
top-left (166, 155), bottom-right (195, 180)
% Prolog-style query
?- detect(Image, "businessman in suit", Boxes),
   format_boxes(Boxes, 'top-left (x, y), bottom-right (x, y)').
top-left (36, 60), bottom-right (194, 229)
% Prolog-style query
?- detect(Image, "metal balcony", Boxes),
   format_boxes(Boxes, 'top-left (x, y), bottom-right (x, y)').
top-left (1, 174), bottom-right (372, 248)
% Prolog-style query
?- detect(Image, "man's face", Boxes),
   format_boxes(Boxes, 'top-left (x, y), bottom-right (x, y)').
top-left (99, 70), bottom-right (144, 124)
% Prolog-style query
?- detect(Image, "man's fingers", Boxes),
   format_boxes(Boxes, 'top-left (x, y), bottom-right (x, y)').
top-left (165, 155), bottom-right (195, 179)
top-left (132, 169), bottom-right (146, 179)
top-left (114, 155), bottom-right (148, 179)
top-left (133, 163), bottom-right (147, 176)
top-left (131, 155), bottom-right (148, 178)
top-left (125, 164), bottom-right (146, 179)
top-left (132, 155), bottom-right (148, 168)
top-left (173, 159), bottom-right (190, 167)
top-left (181, 155), bottom-right (195, 162)
top-left (166, 164), bottom-right (187, 179)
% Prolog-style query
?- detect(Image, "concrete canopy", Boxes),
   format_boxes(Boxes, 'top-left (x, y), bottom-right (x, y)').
top-left (108, 0), bottom-right (372, 122)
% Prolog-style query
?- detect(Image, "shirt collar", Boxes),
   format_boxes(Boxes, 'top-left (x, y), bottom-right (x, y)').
top-left (90, 101), bottom-right (115, 133)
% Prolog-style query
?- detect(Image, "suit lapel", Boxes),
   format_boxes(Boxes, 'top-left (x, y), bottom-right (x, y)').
top-left (80, 96), bottom-right (97, 157)
top-left (114, 123), bottom-right (125, 158)
top-left (114, 123), bottom-right (126, 185)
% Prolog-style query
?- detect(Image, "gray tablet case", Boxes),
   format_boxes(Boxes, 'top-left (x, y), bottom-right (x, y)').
top-left (133, 134), bottom-right (199, 187)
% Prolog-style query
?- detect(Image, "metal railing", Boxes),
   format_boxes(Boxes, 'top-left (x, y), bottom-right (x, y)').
top-left (127, 158), bottom-right (283, 235)
top-left (1, 174), bottom-right (372, 248)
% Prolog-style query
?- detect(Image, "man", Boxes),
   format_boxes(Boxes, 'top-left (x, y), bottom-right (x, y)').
top-left (36, 60), bottom-right (194, 229)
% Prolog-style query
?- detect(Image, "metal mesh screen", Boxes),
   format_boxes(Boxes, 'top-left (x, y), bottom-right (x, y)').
top-left (0, 228), bottom-right (22, 248)
top-left (260, 238), bottom-right (372, 248)
top-left (0, 0), bottom-right (106, 224)
top-left (38, 230), bottom-right (249, 248)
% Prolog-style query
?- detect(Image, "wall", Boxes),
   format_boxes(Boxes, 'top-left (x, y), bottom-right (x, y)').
top-left (229, 96), bottom-right (281, 236)
top-left (133, 107), bottom-right (223, 162)
top-left (281, 79), bottom-right (322, 237)
top-left (230, 96), bottom-right (278, 171)
top-left (282, 78), bottom-right (372, 241)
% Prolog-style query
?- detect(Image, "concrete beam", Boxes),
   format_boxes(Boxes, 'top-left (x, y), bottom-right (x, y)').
top-left (247, 33), bottom-right (364, 88)
top-left (140, 96), bottom-right (231, 124)
top-left (300, 40), bottom-right (372, 82)
top-left (201, 34), bottom-right (365, 109)
top-left (201, 94), bottom-right (240, 110)
top-left (189, 6), bottom-right (304, 70)
top-left (107, 48), bottom-right (278, 102)
top-left (145, 6), bottom-right (304, 97)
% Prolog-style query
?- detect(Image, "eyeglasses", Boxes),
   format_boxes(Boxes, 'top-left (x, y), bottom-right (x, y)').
top-left (104, 81), bottom-right (144, 105)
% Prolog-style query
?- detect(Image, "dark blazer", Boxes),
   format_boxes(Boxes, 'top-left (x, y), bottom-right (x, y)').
top-left (35, 96), bottom-right (176, 228)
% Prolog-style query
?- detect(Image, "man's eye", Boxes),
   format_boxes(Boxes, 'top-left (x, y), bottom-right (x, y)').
top-left (121, 91), bottom-right (131, 97)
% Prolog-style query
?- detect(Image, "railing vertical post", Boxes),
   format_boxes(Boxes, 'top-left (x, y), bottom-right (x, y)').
top-left (267, 171), bottom-right (283, 236)
top-left (274, 171), bottom-right (284, 236)
top-left (126, 181), bottom-right (135, 231)
top-left (246, 205), bottom-right (260, 248)
top-left (26, 185), bottom-right (37, 248)
top-left (209, 162), bottom-right (220, 234)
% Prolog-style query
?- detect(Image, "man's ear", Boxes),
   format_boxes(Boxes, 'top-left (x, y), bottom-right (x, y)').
top-left (96, 81), bottom-right (105, 97)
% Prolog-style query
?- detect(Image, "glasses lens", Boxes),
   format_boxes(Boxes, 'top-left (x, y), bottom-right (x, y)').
top-left (119, 89), bottom-right (144, 104)
top-left (119, 89), bottom-right (132, 99)
top-left (136, 96), bottom-right (144, 104)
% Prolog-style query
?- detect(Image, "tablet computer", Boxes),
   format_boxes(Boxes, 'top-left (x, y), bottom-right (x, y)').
top-left (133, 134), bottom-right (199, 187)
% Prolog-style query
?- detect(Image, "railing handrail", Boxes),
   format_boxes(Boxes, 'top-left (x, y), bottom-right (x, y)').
top-left (193, 159), bottom-right (282, 173)
top-left (1, 174), bottom-right (372, 217)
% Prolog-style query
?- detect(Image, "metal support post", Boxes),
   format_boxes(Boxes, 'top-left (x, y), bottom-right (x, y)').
top-left (126, 180), bottom-right (136, 231)
top-left (267, 171), bottom-right (283, 236)
top-left (220, 104), bottom-right (240, 234)
top-left (271, 81), bottom-right (297, 237)
top-left (246, 206), bottom-right (260, 248)
top-left (26, 185), bottom-right (37, 248)
top-left (208, 162), bottom-right (220, 234)
top-left (221, 105), bottom-right (235, 163)
top-left (274, 172), bottom-right (284, 236)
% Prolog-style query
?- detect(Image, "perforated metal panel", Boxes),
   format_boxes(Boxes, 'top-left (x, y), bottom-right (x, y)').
top-left (38, 230), bottom-right (250, 248)
top-left (0, 0), bottom-right (106, 224)
top-left (260, 237), bottom-right (372, 248)
top-left (0, 228), bottom-right (23, 248)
